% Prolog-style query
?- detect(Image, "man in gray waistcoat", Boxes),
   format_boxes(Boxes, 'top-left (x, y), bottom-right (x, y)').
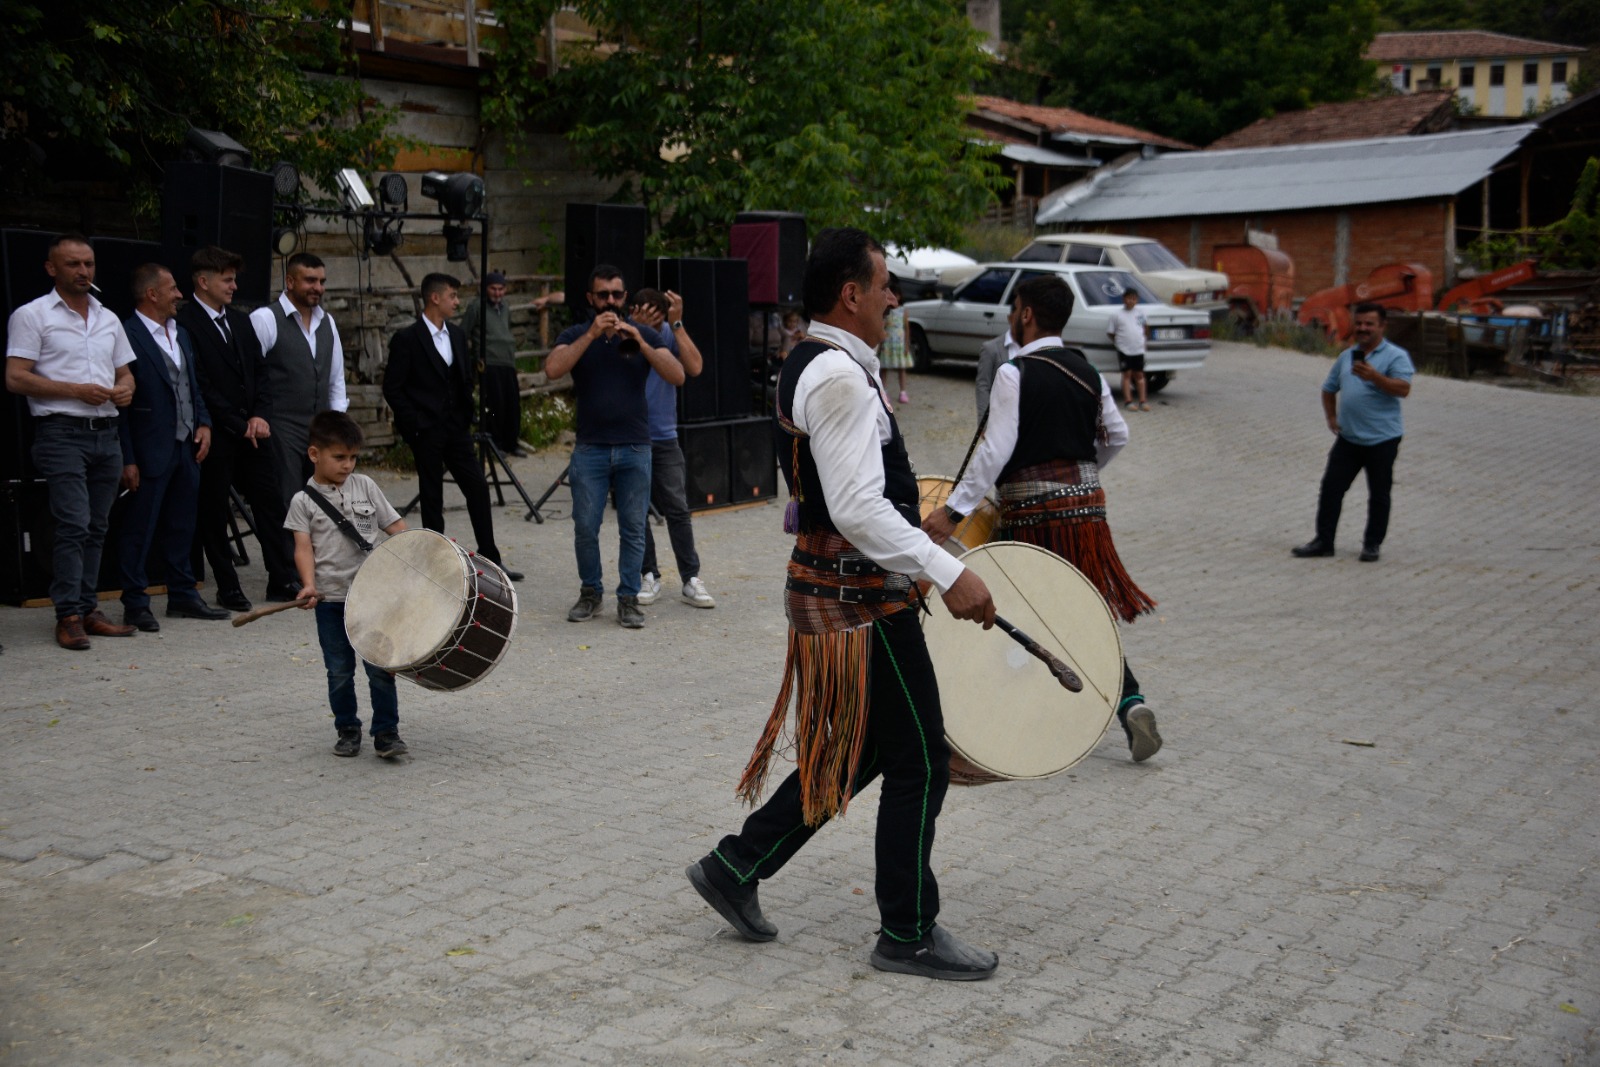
top-left (249, 253), bottom-right (348, 520)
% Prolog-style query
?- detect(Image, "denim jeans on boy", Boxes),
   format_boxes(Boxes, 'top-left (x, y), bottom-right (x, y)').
top-left (314, 600), bottom-right (398, 736)
top-left (568, 443), bottom-right (652, 598)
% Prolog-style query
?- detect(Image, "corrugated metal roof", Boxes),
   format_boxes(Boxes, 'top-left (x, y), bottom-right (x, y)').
top-left (998, 143), bottom-right (1099, 168)
top-left (1036, 125), bottom-right (1535, 225)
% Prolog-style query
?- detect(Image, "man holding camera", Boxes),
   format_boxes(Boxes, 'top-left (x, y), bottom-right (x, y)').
top-left (544, 265), bottom-right (684, 628)
top-left (1292, 303), bottom-right (1414, 563)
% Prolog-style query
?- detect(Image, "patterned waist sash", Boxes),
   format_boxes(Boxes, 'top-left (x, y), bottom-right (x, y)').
top-left (998, 459), bottom-right (1156, 624)
top-left (738, 530), bottom-right (915, 826)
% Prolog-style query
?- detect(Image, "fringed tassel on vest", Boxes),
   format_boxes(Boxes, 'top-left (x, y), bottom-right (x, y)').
top-left (737, 624), bottom-right (873, 827)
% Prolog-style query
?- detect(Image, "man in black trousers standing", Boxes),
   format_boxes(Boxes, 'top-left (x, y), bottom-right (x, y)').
top-left (383, 273), bottom-right (522, 580)
top-left (177, 246), bottom-right (300, 609)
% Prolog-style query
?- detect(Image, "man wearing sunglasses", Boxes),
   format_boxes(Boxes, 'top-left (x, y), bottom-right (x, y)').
top-left (545, 265), bottom-right (685, 628)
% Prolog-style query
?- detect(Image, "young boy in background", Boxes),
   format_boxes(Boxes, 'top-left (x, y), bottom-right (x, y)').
top-left (284, 412), bottom-right (409, 758)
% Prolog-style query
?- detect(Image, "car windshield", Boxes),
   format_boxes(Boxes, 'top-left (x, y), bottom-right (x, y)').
top-left (955, 268), bottom-right (1016, 304)
top-left (1013, 242), bottom-right (1062, 263)
top-left (1073, 270), bottom-right (1161, 306)
top-left (1122, 242), bottom-right (1187, 272)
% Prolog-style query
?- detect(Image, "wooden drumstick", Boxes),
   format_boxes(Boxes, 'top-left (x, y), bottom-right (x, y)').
top-left (230, 597), bottom-right (313, 627)
top-left (994, 614), bottom-right (1083, 692)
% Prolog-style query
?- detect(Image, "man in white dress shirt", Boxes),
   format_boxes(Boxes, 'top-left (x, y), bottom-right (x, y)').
top-left (4, 233), bottom-right (138, 649)
top-left (687, 227), bottom-right (1001, 982)
top-left (925, 274), bottom-right (1162, 763)
top-left (249, 252), bottom-right (347, 514)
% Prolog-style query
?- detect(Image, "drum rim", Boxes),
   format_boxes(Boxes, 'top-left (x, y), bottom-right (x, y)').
top-left (344, 529), bottom-right (473, 670)
top-left (400, 555), bottom-right (520, 692)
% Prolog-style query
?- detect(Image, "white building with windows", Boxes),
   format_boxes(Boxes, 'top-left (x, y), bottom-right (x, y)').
top-left (1366, 30), bottom-right (1581, 117)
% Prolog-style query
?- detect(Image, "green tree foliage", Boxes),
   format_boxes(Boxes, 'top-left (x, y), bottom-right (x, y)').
top-left (1379, 0), bottom-right (1599, 45)
top-left (2, 1), bottom-right (405, 211)
top-left (484, 0), bottom-right (1004, 255)
top-left (1015, 0), bottom-right (1381, 146)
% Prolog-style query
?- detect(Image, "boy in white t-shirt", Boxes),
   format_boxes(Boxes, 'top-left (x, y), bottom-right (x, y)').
top-left (1107, 288), bottom-right (1150, 412)
top-left (284, 412), bottom-right (408, 759)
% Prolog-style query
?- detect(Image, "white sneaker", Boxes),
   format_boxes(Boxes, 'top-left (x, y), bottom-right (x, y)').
top-left (637, 573), bottom-right (661, 605)
top-left (681, 577), bottom-right (715, 609)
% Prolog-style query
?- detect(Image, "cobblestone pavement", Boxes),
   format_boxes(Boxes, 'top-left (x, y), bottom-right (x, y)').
top-left (2, 341), bottom-right (1596, 1066)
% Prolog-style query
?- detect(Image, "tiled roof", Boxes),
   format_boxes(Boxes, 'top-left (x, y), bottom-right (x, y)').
top-left (1367, 30), bottom-right (1580, 62)
top-left (968, 95), bottom-right (1195, 151)
top-left (1208, 92), bottom-right (1456, 150)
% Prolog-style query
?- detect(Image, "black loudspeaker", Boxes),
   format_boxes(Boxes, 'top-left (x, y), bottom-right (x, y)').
top-left (731, 211), bottom-right (806, 306)
top-left (648, 257), bottom-right (752, 424)
top-left (161, 161), bottom-right (274, 306)
top-left (0, 481), bottom-right (151, 605)
top-left (565, 203), bottom-right (648, 320)
top-left (90, 236), bottom-right (165, 320)
top-left (678, 416), bottom-right (777, 512)
top-left (2, 229), bottom-right (56, 484)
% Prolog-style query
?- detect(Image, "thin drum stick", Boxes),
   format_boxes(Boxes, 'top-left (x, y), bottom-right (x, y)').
top-left (993, 614), bottom-right (1083, 692)
top-left (231, 597), bottom-right (312, 627)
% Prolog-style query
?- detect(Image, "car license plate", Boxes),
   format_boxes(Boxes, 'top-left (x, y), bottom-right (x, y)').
top-left (1153, 327), bottom-right (1185, 340)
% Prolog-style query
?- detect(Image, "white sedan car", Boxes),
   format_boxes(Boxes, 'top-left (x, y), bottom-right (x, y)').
top-left (901, 262), bottom-right (1210, 393)
top-left (1014, 233), bottom-right (1229, 311)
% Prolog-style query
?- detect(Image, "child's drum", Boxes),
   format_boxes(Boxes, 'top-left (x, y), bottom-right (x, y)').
top-left (344, 530), bottom-right (518, 692)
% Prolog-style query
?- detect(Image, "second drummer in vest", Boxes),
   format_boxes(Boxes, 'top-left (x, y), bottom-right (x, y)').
top-left (249, 253), bottom-right (348, 516)
top-left (687, 228), bottom-right (1003, 981)
top-left (925, 274), bottom-right (1163, 763)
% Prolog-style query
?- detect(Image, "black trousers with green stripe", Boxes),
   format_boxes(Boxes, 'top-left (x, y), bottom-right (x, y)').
top-left (710, 609), bottom-right (950, 943)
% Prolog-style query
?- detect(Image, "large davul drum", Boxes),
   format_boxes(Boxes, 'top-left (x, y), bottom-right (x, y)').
top-left (344, 529), bottom-right (518, 692)
top-left (922, 541), bottom-right (1121, 781)
top-left (916, 475), bottom-right (999, 551)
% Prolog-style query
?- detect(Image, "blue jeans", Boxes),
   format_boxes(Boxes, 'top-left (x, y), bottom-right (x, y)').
top-left (314, 601), bottom-right (399, 736)
top-left (568, 443), bottom-right (651, 598)
top-left (31, 418), bottom-right (123, 618)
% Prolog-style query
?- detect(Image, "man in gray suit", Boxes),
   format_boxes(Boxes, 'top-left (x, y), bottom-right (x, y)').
top-left (974, 328), bottom-right (1017, 421)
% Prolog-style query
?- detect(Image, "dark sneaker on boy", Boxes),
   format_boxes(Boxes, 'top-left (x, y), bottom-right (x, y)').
top-left (374, 732), bottom-right (408, 759)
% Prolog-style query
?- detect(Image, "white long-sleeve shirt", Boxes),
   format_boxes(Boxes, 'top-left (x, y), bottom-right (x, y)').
top-left (948, 336), bottom-right (1129, 517)
top-left (793, 322), bottom-right (966, 594)
top-left (248, 293), bottom-right (349, 412)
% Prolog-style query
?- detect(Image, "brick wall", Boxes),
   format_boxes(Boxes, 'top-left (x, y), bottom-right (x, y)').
top-left (1064, 199), bottom-right (1453, 302)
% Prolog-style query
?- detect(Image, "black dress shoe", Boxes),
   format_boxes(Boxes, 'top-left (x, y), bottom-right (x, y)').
top-left (686, 858), bottom-right (777, 941)
top-left (1291, 539), bottom-right (1334, 558)
top-left (264, 586), bottom-right (301, 603)
top-left (123, 607), bottom-right (160, 633)
top-left (1359, 545), bottom-right (1381, 562)
top-left (217, 589), bottom-right (253, 612)
top-left (167, 597), bottom-right (231, 621)
top-left (870, 925), bottom-right (999, 982)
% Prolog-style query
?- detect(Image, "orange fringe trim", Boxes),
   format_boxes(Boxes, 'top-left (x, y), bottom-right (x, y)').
top-left (736, 625), bottom-right (873, 827)
top-left (1010, 519), bottom-right (1156, 624)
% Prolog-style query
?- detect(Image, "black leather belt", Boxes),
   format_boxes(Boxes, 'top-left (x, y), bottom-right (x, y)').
top-left (790, 546), bottom-right (890, 576)
top-left (41, 413), bottom-right (118, 430)
top-left (786, 576), bottom-right (913, 604)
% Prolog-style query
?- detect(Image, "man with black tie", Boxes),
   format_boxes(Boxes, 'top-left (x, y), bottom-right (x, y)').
top-left (382, 273), bottom-right (522, 580)
top-left (176, 246), bottom-right (300, 609)
top-left (117, 263), bottom-right (230, 629)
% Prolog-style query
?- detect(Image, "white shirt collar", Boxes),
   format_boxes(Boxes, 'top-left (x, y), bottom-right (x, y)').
top-left (135, 310), bottom-right (174, 338)
top-left (277, 291), bottom-right (323, 330)
top-left (1003, 330), bottom-right (1020, 358)
top-left (1016, 334), bottom-right (1065, 358)
top-left (426, 317), bottom-right (450, 341)
top-left (806, 321), bottom-right (876, 370)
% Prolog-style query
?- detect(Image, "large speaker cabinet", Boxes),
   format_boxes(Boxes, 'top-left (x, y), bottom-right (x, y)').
top-left (161, 162), bottom-right (274, 305)
top-left (731, 211), bottom-right (806, 306)
top-left (647, 257), bottom-right (751, 424)
top-left (679, 416), bottom-right (777, 512)
top-left (564, 203), bottom-right (648, 321)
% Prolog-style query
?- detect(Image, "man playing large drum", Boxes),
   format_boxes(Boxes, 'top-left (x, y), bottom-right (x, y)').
top-left (686, 228), bottom-right (1002, 982)
top-left (924, 273), bottom-right (1163, 763)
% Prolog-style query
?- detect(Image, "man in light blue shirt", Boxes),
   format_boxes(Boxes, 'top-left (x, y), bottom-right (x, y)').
top-left (1292, 303), bottom-right (1414, 563)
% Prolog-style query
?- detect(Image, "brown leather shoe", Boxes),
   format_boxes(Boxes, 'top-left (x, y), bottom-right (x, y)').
top-left (84, 609), bottom-right (136, 637)
top-left (55, 615), bottom-right (91, 651)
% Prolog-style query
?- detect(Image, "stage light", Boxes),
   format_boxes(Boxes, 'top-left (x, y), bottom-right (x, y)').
top-left (377, 173), bottom-right (408, 211)
top-left (336, 168), bottom-right (375, 212)
top-left (443, 222), bottom-right (473, 262)
top-left (270, 161), bottom-right (302, 200)
top-left (184, 128), bottom-right (253, 168)
top-left (421, 172), bottom-right (485, 218)
top-left (272, 227), bottom-right (300, 256)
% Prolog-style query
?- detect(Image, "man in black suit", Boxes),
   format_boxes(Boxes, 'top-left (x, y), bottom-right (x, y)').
top-left (117, 263), bottom-right (230, 629)
top-left (176, 246), bottom-right (299, 610)
top-left (382, 273), bottom-right (521, 580)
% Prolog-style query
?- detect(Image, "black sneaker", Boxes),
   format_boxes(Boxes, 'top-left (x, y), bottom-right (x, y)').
top-left (685, 858), bottom-right (777, 941)
top-left (617, 595), bottom-right (645, 629)
top-left (1121, 702), bottom-right (1163, 762)
top-left (567, 587), bottom-right (602, 622)
top-left (333, 730), bottom-right (361, 757)
top-left (870, 926), bottom-right (998, 981)
top-left (1359, 544), bottom-right (1381, 562)
top-left (374, 732), bottom-right (408, 759)
top-left (1291, 539), bottom-right (1334, 558)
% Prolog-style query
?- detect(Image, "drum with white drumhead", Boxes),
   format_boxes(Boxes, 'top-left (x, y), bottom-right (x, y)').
top-left (344, 529), bottom-right (518, 692)
top-left (922, 541), bottom-right (1121, 781)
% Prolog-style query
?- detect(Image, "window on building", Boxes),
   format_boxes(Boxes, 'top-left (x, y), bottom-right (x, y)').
top-left (1524, 62), bottom-right (1539, 83)
top-left (1403, 67), bottom-right (1412, 89)
top-left (1427, 66), bottom-right (1443, 86)
top-left (1490, 64), bottom-right (1505, 86)
top-left (1553, 61), bottom-right (1568, 84)
top-left (1460, 65), bottom-right (1476, 87)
